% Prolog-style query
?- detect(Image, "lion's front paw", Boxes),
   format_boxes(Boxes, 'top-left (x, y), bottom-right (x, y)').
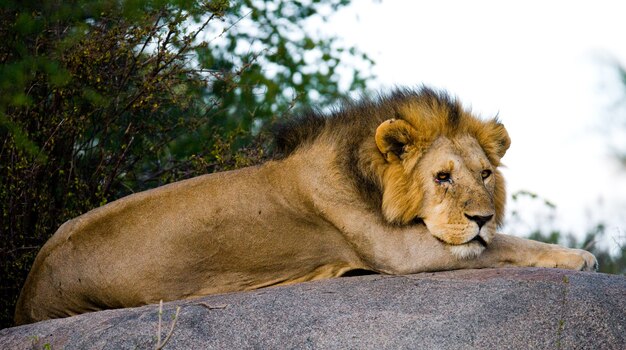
top-left (536, 248), bottom-right (598, 272)
top-left (573, 249), bottom-right (599, 271)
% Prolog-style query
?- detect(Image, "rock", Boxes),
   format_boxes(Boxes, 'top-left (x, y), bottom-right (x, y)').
top-left (1, 268), bottom-right (625, 349)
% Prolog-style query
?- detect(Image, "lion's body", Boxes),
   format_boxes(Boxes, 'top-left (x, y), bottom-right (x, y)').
top-left (15, 88), bottom-right (596, 325)
top-left (15, 153), bottom-right (367, 323)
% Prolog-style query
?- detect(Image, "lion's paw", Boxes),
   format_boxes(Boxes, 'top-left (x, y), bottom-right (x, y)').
top-left (579, 250), bottom-right (599, 271)
top-left (537, 248), bottom-right (598, 272)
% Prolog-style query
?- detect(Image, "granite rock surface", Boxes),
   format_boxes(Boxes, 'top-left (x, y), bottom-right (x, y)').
top-left (1, 268), bottom-right (625, 349)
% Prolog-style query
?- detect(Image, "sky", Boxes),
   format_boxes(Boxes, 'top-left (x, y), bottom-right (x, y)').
top-left (324, 0), bottom-right (626, 246)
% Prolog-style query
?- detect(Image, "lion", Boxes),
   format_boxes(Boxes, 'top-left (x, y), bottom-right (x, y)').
top-left (14, 87), bottom-right (597, 325)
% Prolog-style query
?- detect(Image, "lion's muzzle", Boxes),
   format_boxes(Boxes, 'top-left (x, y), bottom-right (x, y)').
top-left (464, 213), bottom-right (493, 230)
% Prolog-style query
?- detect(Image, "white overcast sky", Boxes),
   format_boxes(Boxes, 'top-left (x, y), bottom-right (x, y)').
top-left (323, 0), bottom-right (626, 243)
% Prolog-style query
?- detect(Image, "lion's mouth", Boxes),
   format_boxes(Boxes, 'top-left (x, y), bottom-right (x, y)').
top-left (468, 234), bottom-right (488, 247)
top-left (432, 233), bottom-right (488, 247)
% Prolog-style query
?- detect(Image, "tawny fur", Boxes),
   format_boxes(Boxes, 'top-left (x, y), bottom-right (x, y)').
top-left (15, 88), bottom-right (597, 325)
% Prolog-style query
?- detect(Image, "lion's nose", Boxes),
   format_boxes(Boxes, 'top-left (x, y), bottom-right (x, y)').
top-left (464, 214), bottom-right (493, 229)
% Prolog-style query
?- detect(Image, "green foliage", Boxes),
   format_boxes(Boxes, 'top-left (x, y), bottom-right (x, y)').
top-left (0, 0), bottom-right (372, 328)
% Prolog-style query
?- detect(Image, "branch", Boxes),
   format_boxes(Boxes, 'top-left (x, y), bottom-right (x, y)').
top-left (207, 10), bottom-right (252, 45)
top-left (102, 122), bottom-right (135, 197)
top-left (153, 13), bottom-right (217, 78)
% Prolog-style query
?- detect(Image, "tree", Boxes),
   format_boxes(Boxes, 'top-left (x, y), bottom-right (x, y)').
top-left (0, 0), bottom-right (373, 328)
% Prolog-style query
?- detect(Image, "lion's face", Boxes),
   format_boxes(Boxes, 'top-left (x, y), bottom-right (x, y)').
top-left (373, 116), bottom-right (509, 260)
top-left (416, 136), bottom-right (498, 259)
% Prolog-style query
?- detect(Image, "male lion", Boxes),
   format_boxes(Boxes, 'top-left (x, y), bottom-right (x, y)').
top-left (15, 88), bottom-right (597, 325)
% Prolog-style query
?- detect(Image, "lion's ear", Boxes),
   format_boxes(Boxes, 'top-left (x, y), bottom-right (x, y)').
top-left (375, 119), bottom-right (417, 161)
top-left (491, 122), bottom-right (511, 159)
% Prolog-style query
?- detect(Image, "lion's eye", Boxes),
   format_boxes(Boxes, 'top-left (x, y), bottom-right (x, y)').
top-left (481, 169), bottom-right (492, 179)
top-left (435, 172), bottom-right (451, 183)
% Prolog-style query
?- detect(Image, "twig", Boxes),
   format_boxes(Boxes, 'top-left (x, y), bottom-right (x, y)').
top-left (102, 122), bottom-right (135, 197)
top-left (35, 117), bottom-right (66, 159)
top-left (207, 11), bottom-right (251, 44)
top-left (155, 300), bottom-right (181, 350)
